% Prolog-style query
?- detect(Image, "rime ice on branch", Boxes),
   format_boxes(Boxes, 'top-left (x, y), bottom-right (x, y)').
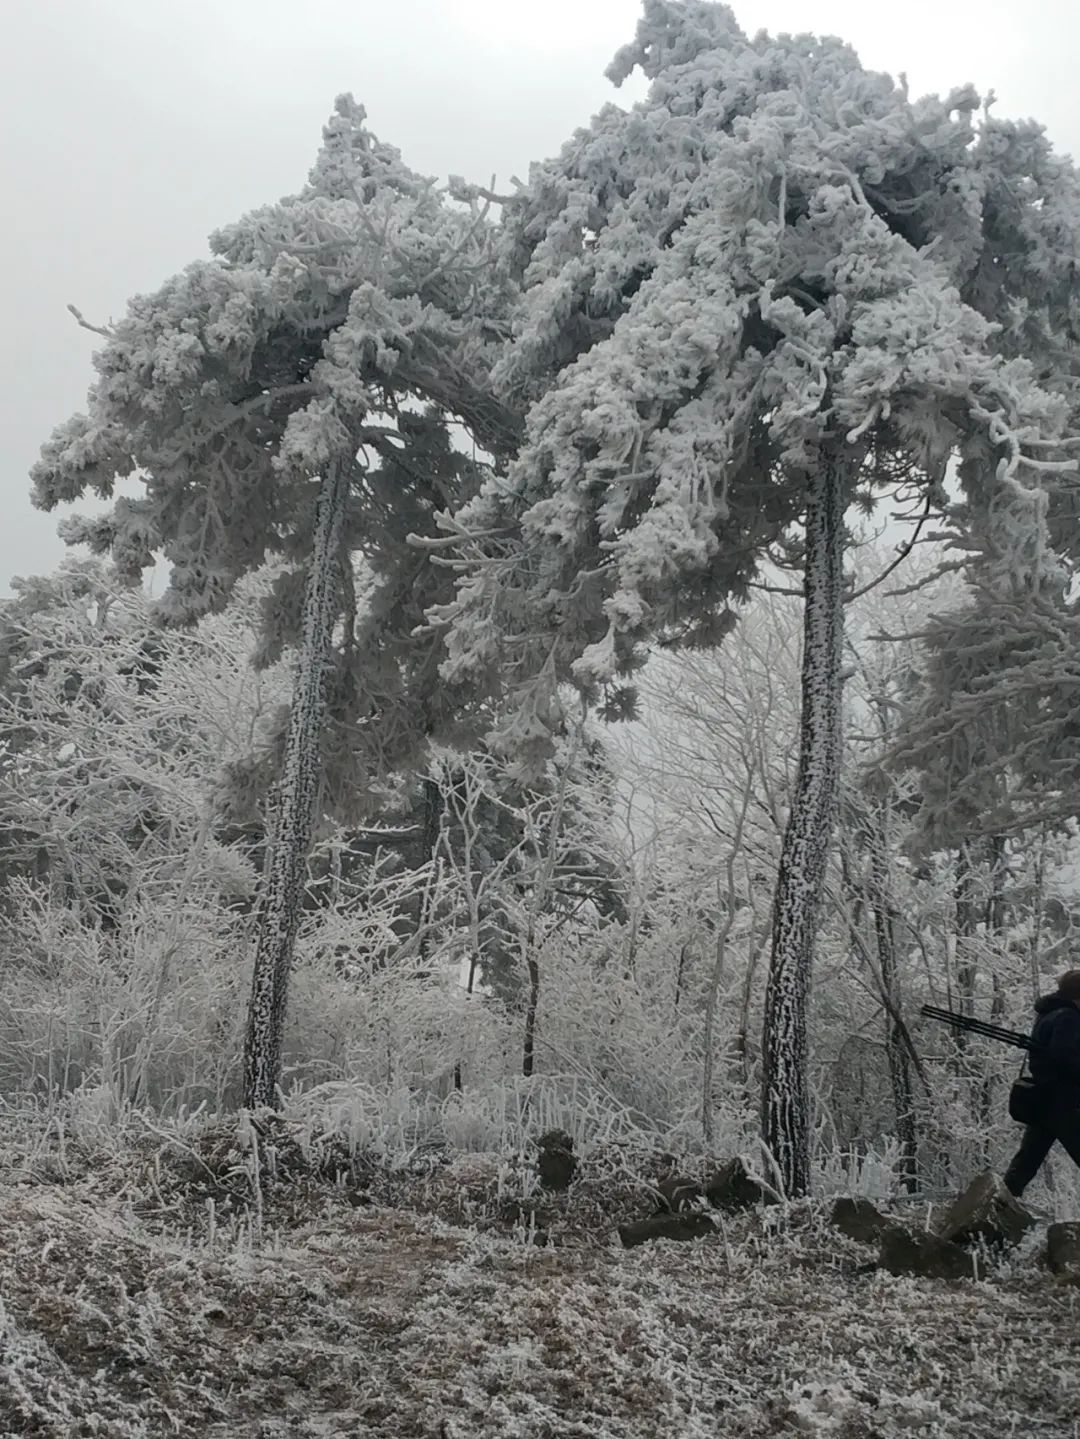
top-left (31, 95), bottom-right (518, 1106)
top-left (432, 0), bottom-right (1080, 1192)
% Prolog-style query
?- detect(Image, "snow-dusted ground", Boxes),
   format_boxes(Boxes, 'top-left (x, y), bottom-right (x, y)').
top-left (1, 1132), bottom-right (1077, 1437)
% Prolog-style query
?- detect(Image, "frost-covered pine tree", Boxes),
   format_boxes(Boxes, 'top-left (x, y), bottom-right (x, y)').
top-left (31, 97), bottom-right (517, 1108)
top-left (434, 1), bottom-right (1079, 1193)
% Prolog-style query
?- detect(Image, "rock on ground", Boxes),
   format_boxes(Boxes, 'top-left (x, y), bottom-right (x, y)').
top-left (830, 1196), bottom-right (890, 1244)
top-left (934, 1170), bottom-right (1036, 1248)
top-left (703, 1157), bottom-right (763, 1210)
top-left (618, 1212), bottom-right (715, 1247)
top-left (1047, 1221), bottom-right (1080, 1285)
top-left (536, 1128), bottom-right (577, 1191)
top-left (1, 1168), bottom-right (1077, 1437)
top-left (655, 1174), bottom-right (704, 1212)
top-left (878, 1223), bottom-right (986, 1281)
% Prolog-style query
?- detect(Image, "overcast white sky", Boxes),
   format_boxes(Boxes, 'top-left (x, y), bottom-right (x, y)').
top-left (3, 0), bottom-right (1077, 594)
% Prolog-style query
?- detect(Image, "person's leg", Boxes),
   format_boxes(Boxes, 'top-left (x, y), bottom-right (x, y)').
top-left (1047, 1103), bottom-right (1080, 1174)
top-left (1004, 1124), bottom-right (1056, 1196)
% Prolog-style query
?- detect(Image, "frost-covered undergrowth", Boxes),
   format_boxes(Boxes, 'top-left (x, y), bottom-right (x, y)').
top-left (0, 1115), bottom-right (1077, 1437)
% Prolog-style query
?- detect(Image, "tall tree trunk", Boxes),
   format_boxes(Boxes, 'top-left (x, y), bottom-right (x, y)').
top-left (945, 838), bottom-right (985, 1177)
top-left (735, 919), bottom-right (769, 1092)
top-left (243, 460), bottom-right (349, 1108)
top-left (981, 834), bottom-right (1008, 1145)
top-left (985, 834), bottom-right (1007, 937)
top-left (703, 792), bottom-right (752, 1146)
top-left (522, 951), bottom-right (540, 1079)
top-left (1028, 826), bottom-right (1047, 1004)
top-left (702, 913), bottom-right (731, 1148)
top-left (761, 455), bottom-right (845, 1198)
top-left (955, 840), bottom-right (979, 1010)
top-left (951, 840), bottom-right (978, 1063)
top-left (673, 941), bottom-right (690, 1016)
top-left (417, 775), bottom-right (444, 985)
top-left (868, 800), bottom-right (918, 1191)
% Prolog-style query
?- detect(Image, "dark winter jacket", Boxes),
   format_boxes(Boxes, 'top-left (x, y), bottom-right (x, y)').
top-left (1029, 992), bottom-right (1080, 1098)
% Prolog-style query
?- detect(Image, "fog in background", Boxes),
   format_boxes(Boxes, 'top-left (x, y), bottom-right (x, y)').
top-left (3, 0), bottom-right (1077, 592)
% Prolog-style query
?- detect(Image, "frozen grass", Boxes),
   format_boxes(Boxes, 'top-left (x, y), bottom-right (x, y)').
top-left (0, 1109), bottom-right (1077, 1437)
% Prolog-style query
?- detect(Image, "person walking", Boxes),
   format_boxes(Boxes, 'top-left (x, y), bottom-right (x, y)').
top-left (1004, 970), bottom-right (1080, 1197)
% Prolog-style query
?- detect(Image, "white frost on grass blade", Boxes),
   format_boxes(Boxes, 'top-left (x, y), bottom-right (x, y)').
top-left (0, 1157), bottom-right (1077, 1438)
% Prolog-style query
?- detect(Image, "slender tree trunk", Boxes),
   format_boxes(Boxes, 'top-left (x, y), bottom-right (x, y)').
top-left (673, 941), bottom-right (690, 1015)
top-left (703, 792), bottom-right (753, 1146)
top-left (955, 841), bottom-right (978, 1011)
top-left (981, 834), bottom-right (1007, 1146)
top-left (736, 919), bottom-right (769, 1091)
top-left (761, 455), bottom-right (845, 1198)
top-left (945, 838), bottom-right (985, 1176)
top-left (951, 840), bottom-right (978, 1064)
top-left (1028, 826), bottom-right (1047, 1004)
top-left (985, 834), bottom-right (1007, 937)
top-left (417, 776), bottom-right (444, 986)
top-left (868, 800), bottom-right (918, 1192)
top-left (702, 916), bottom-right (729, 1148)
top-left (243, 460), bottom-right (349, 1108)
top-left (522, 949), bottom-right (540, 1078)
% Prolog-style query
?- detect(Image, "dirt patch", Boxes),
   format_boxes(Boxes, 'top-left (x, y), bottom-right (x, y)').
top-left (0, 1163), bottom-right (1077, 1437)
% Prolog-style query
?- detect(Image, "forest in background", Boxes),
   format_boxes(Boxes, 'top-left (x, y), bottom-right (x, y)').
top-left (3, 539), bottom-right (1078, 1206)
top-left (6, 5), bottom-right (1080, 1433)
top-left (3, 0), bottom-right (1080, 1211)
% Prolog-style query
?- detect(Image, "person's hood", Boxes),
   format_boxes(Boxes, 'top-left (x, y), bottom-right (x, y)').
top-left (1034, 991), bottom-right (1077, 1015)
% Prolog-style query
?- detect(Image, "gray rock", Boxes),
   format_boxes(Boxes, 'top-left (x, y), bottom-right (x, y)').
top-left (656, 1175), bottom-right (704, 1213)
top-left (618, 1212), bottom-right (715, 1247)
top-left (536, 1129), bottom-right (577, 1191)
top-left (704, 1158), bottom-right (763, 1210)
top-left (879, 1223), bottom-right (985, 1281)
top-left (934, 1170), bottom-right (1035, 1248)
top-left (830, 1196), bottom-right (890, 1244)
top-left (1047, 1222), bottom-right (1080, 1284)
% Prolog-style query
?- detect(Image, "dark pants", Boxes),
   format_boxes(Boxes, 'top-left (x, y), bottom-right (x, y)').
top-left (1004, 1092), bottom-right (1080, 1196)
